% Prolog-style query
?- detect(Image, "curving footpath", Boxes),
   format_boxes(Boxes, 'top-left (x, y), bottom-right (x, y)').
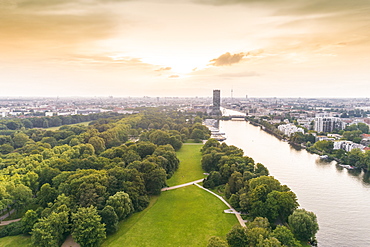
top-left (0, 218), bottom-right (21, 226)
top-left (161, 179), bottom-right (204, 191)
top-left (161, 179), bottom-right (246, 227)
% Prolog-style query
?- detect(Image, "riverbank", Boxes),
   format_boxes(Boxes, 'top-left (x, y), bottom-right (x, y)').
top-left (245, 118), bottom-right (363, 170)
top-left (219, 120), bottom-right (370, 246)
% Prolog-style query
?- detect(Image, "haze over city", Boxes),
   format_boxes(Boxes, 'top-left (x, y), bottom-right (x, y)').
top-left (1, 0), bottom-right (369, 97)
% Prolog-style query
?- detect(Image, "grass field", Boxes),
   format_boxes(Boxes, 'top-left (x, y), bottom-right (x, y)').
top-left (166, 143), bottom-right (205, 187)
top-left (44, 121), bottom-right (91, 131)
top-left (102, 142), bottom-right (237, 247)
top-left (0, 235), bottom-right (31, 247)
top-left (102, 186), bottom-right (237, 247)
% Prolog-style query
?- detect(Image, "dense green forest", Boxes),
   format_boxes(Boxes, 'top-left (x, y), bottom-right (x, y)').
top-left (0, 109), bottom-right (210, 246)
top-left (202, 139), bottom-right (319, 246)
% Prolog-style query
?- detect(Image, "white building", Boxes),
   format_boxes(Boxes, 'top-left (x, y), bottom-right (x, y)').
top-left (314, 117), bottom-right (345, 133)
top-left (333, 141), bottom-right (365, 152)
top-left (278, 123), bottom-right (305, 137)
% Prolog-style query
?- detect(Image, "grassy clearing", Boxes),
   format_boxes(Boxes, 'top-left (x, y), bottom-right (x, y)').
top-left (0, 235), bottom-right (31, 247)
top-left (44, 121), bottom-right (91, 131)
top-left (102, 186), bottom-right (237, 247)
top-left (166, 143), bottom-right (205, 187)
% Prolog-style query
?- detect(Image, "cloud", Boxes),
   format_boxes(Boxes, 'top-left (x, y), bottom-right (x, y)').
top-left (209, 52), bottom-right (245, 66)
top-left (168, 75), bottom-right (180, 79)
top-left (209, 50), bottom-right (264, 67)
top-left (155, 67), bottom-right (172, 72)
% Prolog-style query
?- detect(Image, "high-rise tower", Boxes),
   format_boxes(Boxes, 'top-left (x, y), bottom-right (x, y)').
top-left (212, 89), bottom-right (221, 115)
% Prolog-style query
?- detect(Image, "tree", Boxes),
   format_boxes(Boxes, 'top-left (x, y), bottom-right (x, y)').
top-left (22, 119), bottom-right (34, 129)
top-left (31, 210), bottom-right (69, 247)
top-left (88, 136), bottom-right (106, 154)
top-left (71, 206), bottom-right (106, 247)
top-left (37, 183), bottom-right (58, 208)
top-left (13, 132), bottom-right (30, 148)
top-left (6, 120), bottom-right (21, 130)
top-left (100, 205), bottom-right (118, 234)
top-left (106, 191), bottom-right (134, 220)
top-left (256, 236), bottom-right (282, 247)
top-left (271, 225), bottom-right (300, 247)
top-left (42, 119), bottom-right (49, 128)
top-left (312, 140), bottom-right (333, 154)
top-left (190, 128), bottom-right (205, 142)
top-left (207, 236), bottom-right (228, 247)
top-left (201, 151), bottom-right (222, 172)
top-left (246, 217), bottom-right (271, 246)
top-left (226, 225), bottom-right (248, 247)
top-left (149, 130), bottom-right (171, 145)
top-left (265, 191), bottom-right (298, 222)
top-left (288, 209), bottom-right (319, 242)
top-left (41, 137), bottom-right (57, 147)
top-left (357, 123), bottom-right (369, 134)
top-left (128, 161), bottom-right (167, 195)
top-left (136, 141), bottom-right (157, 158)
top-left (0, 144), bottom-right (14, 154)
top-left (228, 171), bottom-right (244, 194)
top-left (21, 210), bottom-right (39, 234)
top-left (10, 183), bottom-right (33, 211)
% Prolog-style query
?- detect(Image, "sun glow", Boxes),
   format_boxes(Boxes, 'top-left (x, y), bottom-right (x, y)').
top-left (142, 54), bottom-right (210, 75)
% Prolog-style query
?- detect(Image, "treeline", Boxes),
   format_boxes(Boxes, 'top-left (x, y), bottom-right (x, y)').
top-left (202, 139), bottom-right (319, 247)
top-left (0, 109), bottom-right (210, 246)
top-left (308, 140), bottom-right (370, 169)
top-left (0, 112), bottom-right (123, 133)
top-left (247, 117), bottom-right (285, 140)
top-left (248, 116), bottom-right (370, 171)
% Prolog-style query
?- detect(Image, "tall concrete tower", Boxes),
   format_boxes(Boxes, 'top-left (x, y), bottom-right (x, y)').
top-left (212, 89), bottom-right (221, 115)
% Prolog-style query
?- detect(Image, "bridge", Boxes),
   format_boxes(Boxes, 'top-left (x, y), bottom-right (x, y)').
top-left (228, 115), bottom-right (245, 119)
top-left (221, 108), bottom-right (246, 120)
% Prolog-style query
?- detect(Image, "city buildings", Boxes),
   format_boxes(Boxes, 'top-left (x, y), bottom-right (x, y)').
top-left (314, 117), bottom-right (345, 133)
top-left (278, 123), bottom-right (305, 137)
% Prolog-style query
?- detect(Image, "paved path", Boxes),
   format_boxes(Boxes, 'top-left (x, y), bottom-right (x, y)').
top-left (161, 179), bottom-right (246, 227)
top-left (0, 218), bottom-right (21, 226)
top-left (161, 179), bottom-right (204, 191)
top-left (194, 183), bottom-right (246, 227)
top-left (0, 209), bottom-right (15, 221)
top-left (61, 235), bottom-right (80, 247)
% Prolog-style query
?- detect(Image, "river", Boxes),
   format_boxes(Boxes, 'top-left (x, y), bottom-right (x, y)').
top-left (219, 119), bottom-right (370, 247)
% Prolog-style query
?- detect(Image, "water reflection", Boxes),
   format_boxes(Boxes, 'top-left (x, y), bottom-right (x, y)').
top-left (314, 158), bottom-right (332, 167)
top-left (219, 119), bottom-right (370, 247)
top-left (362, 171), bottom-right (370, 184)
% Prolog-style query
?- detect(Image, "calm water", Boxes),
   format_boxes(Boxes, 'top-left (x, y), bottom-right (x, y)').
top-left (219, 120), bottom-right (370, 247)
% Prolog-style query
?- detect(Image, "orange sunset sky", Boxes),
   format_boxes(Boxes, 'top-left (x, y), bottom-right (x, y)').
top-left (1, 0), bottom-right (369, 97)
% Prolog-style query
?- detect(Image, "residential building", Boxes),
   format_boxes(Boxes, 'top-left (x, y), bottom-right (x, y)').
top-left (278, 123), bottom-right (304, 137)
top-left (314, 117), bottom-right (345, 133)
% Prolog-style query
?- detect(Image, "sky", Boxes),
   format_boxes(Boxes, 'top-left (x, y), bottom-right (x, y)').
top-left (0, 0), bottom-right (370, 98)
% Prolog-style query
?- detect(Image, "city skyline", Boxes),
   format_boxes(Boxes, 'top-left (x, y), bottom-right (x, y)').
top-left (1, 0), bottom-right (369, 98)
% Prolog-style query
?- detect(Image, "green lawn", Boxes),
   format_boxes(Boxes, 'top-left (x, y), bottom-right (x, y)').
top-left (0, 235), bottom-right (31, 247)
top-left (166, 143), bottom-right (205, 187)
top-left (44, 121), bottom-right (91, 131)
top-left (102, 186), bottom-right (237, 247)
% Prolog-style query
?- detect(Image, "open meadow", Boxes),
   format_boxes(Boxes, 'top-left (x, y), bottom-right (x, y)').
top-left (44, 121), bottom-right (91, 131)
top-left (166, 143), bottom-right (205, 186)
top-left (102, 185), bottom-right (237, 247)
top-left (102, 143), bottom-right (237, 246)
top-left (0, 235), bottom-right (31, 247)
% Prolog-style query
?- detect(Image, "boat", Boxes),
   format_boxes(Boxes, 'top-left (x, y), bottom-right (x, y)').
top-left (338, 164), bottom-right (356, 170)
top-left (210, 129), bottom-right (227, 141)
